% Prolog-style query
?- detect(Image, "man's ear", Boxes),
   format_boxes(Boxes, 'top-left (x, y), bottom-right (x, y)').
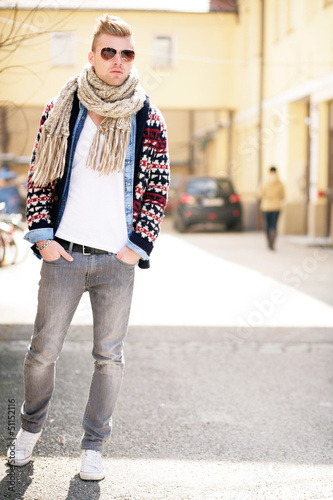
top-left (88, 51), bottom-right (95, 67)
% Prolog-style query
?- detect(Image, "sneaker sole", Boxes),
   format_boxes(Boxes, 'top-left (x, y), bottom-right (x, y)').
top-left (7, 454), bottom-right (32, 467)
top-left (79, 470), bottom-right (105, 481)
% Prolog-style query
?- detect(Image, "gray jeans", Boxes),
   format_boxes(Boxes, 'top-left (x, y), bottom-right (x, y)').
top-left (21, 251), bottom-right (135, 452)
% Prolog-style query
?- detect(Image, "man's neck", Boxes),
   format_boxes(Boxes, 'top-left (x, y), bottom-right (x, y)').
top-left (88, 110), bottom-right (104, 127)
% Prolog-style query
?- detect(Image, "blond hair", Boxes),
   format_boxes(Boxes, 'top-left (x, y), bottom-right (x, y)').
top-left (92, 14), bottom-right (133, 51)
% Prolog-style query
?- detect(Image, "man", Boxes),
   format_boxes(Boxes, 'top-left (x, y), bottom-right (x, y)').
top-left (7, 14), bottom-right (169, 481)
top-left (259, 166), bottom-right (285, 250)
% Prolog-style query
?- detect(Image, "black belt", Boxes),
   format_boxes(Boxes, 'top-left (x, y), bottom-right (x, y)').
top-left (54, 237), bottom-right (109, 255)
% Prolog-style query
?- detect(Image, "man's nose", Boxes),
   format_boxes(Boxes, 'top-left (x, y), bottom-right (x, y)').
top-left (113, 52), bottom-right (122, 64)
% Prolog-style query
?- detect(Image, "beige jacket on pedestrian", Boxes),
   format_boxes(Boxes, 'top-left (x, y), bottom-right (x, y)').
top-left (259, 172), bottom-right (285, 211)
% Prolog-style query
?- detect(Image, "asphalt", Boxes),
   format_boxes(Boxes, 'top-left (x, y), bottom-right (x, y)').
top-left (0, 219), bottom-right (333, 500)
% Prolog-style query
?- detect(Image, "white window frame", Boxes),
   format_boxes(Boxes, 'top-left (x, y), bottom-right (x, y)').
top-left (50, 32), bottom-right (76, 67)
top-left (152, 34), bottom-right (177, 69)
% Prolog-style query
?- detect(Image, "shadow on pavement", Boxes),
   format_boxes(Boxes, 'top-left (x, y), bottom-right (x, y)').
top-left (65, 475), bottom-right (101, 500)
top-left (0, 462), bottom-right (33, 500)
top-left (0, 466), bottom-right (102, 500)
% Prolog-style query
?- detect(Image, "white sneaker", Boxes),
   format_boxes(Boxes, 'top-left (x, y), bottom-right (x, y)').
top-left (80, 449), bottom-right (106, 481)
top-left (7, 428), bottom-right (42, 466)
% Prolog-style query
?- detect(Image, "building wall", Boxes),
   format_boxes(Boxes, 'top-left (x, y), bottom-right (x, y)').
top-left (232, 0), bottom-right (333, 235)
top-left (0, 9), bottom-right (239, 109)
top-left (284, 100), bottom-right (308, 235)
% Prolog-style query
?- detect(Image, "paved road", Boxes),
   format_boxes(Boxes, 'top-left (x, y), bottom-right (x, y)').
top-left (0, 220), bottom-right (333, 499)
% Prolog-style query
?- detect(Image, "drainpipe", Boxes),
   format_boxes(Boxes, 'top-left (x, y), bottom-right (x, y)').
top-left (257, 0), bottom-right (265, 228)
top-left (258, 0), bottom-right (265, 183)
top-left (228, 109), bottom-right (233, 177)
top-left (189, 110), bottom-right (195, 175)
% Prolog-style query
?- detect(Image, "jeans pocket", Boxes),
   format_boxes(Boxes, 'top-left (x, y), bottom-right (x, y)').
top-left (113, 254), bottom-right (136, 268)
top-left (43, 256), bottom-right (63, 264)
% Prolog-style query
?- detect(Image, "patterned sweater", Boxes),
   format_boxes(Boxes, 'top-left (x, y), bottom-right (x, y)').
top-left (26, 93), bottom-right (169, 268)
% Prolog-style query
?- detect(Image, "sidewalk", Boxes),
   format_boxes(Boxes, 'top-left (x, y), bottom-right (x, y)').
top-left (0, 226), bottom-right (333, 499)
top-left (1, 224), bottom-right (333, 327)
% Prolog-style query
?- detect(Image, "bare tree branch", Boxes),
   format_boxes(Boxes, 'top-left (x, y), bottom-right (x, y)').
top-left (0, 2), bottom-right (78, 48)
top-left (0, 2), bottom-right (78, 164)
top-left (0, 4), bottom-right (18, 46)
top-left (0, 63), bottom-right (44, 84)
top-left (0, 3), bottom-right (78, 72)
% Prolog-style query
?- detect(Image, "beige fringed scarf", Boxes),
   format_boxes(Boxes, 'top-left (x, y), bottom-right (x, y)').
top-left (32, 64), bottom-right (146, 186)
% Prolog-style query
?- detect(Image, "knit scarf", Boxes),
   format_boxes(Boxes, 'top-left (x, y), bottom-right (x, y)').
top-left (32, 65), bottom-right (146, 186)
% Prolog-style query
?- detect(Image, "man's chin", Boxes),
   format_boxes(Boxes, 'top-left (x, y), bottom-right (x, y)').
top-left (108, 74), bottom-right (127, 86)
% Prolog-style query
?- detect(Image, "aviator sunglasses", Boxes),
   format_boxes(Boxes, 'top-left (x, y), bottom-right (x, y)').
top-left (100, 47), bottom-right (135, 62)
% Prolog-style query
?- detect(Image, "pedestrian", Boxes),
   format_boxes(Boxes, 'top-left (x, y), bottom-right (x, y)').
top-left (7, 14), bottom-right (169, 481)
top-left (259, 166), bottom-right (285, 250)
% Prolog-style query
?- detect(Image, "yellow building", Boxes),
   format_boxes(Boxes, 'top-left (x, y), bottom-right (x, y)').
top-left (233, 0), bottom-right (333, 237)
top-left (0, 0), bottom-right (333, 237)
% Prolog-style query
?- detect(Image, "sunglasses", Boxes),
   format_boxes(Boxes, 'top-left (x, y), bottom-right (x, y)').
top-left (100, 47), bottom-right (135, 62)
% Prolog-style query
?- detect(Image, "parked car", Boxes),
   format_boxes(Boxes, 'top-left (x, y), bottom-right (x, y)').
top-left (172, 176), bottom-right (242, 232)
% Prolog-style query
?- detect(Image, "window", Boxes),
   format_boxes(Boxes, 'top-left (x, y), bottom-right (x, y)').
top-left (187, 178), bottom-right (232, 197)
top-left (50, 32), bottom-right (76, 67)
top-left (152, 35), bottom-right (176, 68)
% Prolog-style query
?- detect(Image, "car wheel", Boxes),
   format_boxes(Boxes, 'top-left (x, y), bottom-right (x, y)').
top-left (227, 220), bottom-right (242, 232)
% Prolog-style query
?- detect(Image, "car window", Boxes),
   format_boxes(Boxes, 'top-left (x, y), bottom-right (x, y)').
top-left (217, 179), bottom-right (233, 195)
top-left (186, 178), bottom-right (232, 197)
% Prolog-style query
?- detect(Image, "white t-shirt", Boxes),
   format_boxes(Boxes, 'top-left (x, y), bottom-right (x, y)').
top-left (55, 114), bottom-right (128, 252)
